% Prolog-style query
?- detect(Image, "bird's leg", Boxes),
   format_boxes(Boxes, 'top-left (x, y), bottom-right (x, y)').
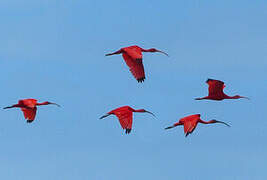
top-left (165, 122), bottom-right (183, 129)
top-left (3, 106), bottom-right (14, 109)
top-left (3, 104), bottom-right (21, 109)
top-left (105, 50), bottom-right (122, 56)
top-left (195, 97), bottom-right (208, 100)
top-left (99, 114), bottom-right (111, 119)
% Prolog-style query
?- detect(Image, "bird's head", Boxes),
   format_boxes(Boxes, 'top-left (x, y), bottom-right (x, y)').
top-left (210, 120), bottom-right (231, 127)
top-left (232, 95), bottom-right (250, 100)
top-left (147, 48), bottom-right (169, 56)
top-left (43, 101), bottom-right (61, 107)
top-left (135, 109), bottom-right (156, 117)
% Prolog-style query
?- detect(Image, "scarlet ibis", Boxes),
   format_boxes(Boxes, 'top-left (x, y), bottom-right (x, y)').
top-left (105, 45), bottom-right (168, 82)
top-left (100, 106), bottom-right (155, 134)
top-left (3, 99), bottom-right (60, 123)
top-left (195, 79), bottom-right (249, 101)
top-left (165, 114), bottom-right (230, 137)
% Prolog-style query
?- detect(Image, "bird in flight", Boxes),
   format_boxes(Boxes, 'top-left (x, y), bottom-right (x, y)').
top-left (100, 106), bottom-right (155, 134)
top-left (195, 79), bottom-right (249, 101)
top-left (105, 45), bottom-right (168, 83)
top-left (4, 99), bottom-right (60, 123)
top-left (165, 114), bottom-right (230, 137)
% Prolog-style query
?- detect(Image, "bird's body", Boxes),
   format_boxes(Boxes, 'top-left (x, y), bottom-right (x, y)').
top-left (195, 79), bottom-right (249, 101)
top-left (106, 45), bottom-right (168, 82)
top-left (165, 114), bottom-right (230, 137)
top-left (4, 99), bottom-right (60, 123)
top-left (100, 105), bottom-right (155, 134)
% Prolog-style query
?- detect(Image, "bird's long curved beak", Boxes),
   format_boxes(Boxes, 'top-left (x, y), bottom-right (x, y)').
top-left (240, 96), bottom-right (250, 100)
top-left (50, 103), bottom-right (61, 107)
top-left (157, 50), bottom-right (169, 57)
top-left (105, 53), bottom-right (112, 56)
top-left (145, 110), bottom-right (156, 117)
top-left (215, 120), bottom-right (231, 127)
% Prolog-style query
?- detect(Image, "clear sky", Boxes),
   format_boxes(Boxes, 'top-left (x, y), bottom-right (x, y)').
top-left (0, 0), bottom-right (266, 179)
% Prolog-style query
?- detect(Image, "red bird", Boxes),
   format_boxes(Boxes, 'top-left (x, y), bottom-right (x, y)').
top-left (195, 79), bottom-right (249, 101)
top-left (100, 106), bottom-right (155, 134)
top-left (165, 114), bottom-right (230, 137)
top-left (4, 99), bottom-right (60, 123)
top-left (105, 45), bottom-right (168, 82)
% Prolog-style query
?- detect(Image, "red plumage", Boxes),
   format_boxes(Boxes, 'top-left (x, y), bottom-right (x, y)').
top-left (4, 99), bottom-right (60, 123)
top-left (165, 114), bottom-right (230, 137)
top-left (100, 106), bottom-right (155, 134)
top-left (106, 45), bottom-right (168, 83)
top-left (195, 79), bottom-right (249, 100)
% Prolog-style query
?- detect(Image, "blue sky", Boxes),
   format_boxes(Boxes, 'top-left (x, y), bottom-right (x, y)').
top-left (0, 0), bottom-right (267, 179)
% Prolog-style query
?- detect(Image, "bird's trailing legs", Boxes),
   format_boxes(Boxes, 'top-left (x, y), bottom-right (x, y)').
top-left (165, 122), bottom-right (183, 129)
top-left (105, 50), bottom-right (122, 56)
top-left (99, 114), bottom-right (111, 119)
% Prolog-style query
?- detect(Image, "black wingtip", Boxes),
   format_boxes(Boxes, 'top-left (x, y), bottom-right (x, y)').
top-left (27, 120), bottom-right (33, 123)
top-left (137, 77), bottom-right (145, 83)
top-left (206, 78), bottom-right (213, 83)
top-left (125, 129), bottom-right (132, 134)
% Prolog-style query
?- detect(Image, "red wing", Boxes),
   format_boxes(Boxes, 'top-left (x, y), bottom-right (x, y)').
top-left (21, 107), bottom-right (37, 123)
top-left (183, 120), bottom-right (198, 137)
top-left (123, 46), bottom-right (143, 60)
top-left (114, 110), bottom-right (133, 133)
top-left (122, 53), bottom-right (145, 82)
top-left (207, 79), bottom-right (225, 97)
top-left (19, 99), bottom-right (37, 108)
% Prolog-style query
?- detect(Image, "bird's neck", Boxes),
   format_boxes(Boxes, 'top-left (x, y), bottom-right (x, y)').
top-left (36, 102), bottom-right (49, 106)
top-left (198, 119), bottom-right (215, 124)
top-left (133, 109), bottom-right (145, 113)
top-left (141, 48), bottom-right (152, 52)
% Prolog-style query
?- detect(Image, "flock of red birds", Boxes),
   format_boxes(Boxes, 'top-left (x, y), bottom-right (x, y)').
top-left (4, 45), bottom-right (248, 137)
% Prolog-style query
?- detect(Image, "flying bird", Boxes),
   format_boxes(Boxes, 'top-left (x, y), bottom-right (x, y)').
top-left (165, 114), bottom-right (230, 137)
top-left (100, 106), bottom-right (155, 134)
top-left (105, 45), bottom-right (168, 82)
top-left (3, 99), bottom-right (60, 123)
top-left (195, 79), bottom-right (249, 101)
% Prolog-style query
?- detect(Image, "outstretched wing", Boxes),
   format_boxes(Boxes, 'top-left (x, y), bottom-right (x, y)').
top-left (21, 107), bottom-right (37, 123)
top-left (114, 110), bottom-right (133, 134)
top-left (206, 79), bottom-right (225, 97)
top-left (122, 47), bottom-right (145, 82)
top-left (183, 119), bottom-right (198, 137)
